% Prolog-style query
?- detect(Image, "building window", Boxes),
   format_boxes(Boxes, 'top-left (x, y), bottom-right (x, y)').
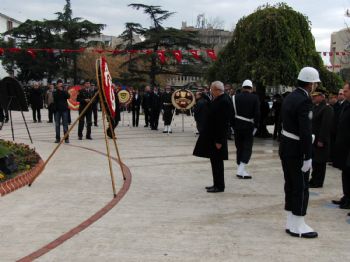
top-left (7, 20), bottom-right (13, 30)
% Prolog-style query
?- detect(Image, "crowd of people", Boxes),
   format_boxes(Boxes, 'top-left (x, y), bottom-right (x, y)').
top-left (192, 67), bottom-right (350, 239)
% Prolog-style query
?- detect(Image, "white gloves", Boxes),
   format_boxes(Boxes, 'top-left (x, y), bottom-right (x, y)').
top-left (301, 159), bottom-right (312, 172)
top-left (253, 128), bottom-right (257, 136)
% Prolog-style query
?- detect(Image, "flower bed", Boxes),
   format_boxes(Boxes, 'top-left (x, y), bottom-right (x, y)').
top-left (0, 139), bottom-right (41, 182)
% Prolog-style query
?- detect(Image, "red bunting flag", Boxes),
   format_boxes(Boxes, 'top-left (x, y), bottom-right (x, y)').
top-left (27, 49), bottom-right (36, 59)
top-left (112, 49), bottom-right (124, 55)
top-left (0, 48), bottom-right (4, 56)
top-left (127, 49), bottom-right (139, 54)
top-left (172, 50), bottom-right (182, 63)
top-left (206, 49), bottom-right (217, 60)
top-left (329, 52), bottom-right (333, 56)
top-left (157, 50), bottom-right (166, 64)
top-left (9, 48), bottom-right (21, 53)
top-left (189, 49), bottom-right (200, 60)
top-left (336, 52), bottom-right (340, 55)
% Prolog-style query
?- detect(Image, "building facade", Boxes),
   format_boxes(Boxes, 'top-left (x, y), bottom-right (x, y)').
top-left (330, 28), bottom-right (350, 73)
top-left (0, 13), bottom-right (21, 78)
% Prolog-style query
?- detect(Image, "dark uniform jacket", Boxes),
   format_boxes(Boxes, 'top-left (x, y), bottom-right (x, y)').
top-left (333, 100), bottom-right (350, 170)
top-left (232, 92), bottom-right (260, 130)
top-left (142, 92), bottom-right (152, 110)
top-left (151, 92), bottom-right (162, 112)
top-left (193, 93), bottom-right (233, 160)
top-left (161, 92), bottom-right (173, 109)
top-left (29, 88), bottom-right (43, 109)
top-left (53, 89), bottom-right (70, 111)
top-left (132, 93), bottom-right (141, 110)
top-left (77, 88), bottom-right (94, 112)
top-left (279, 88), bottom-right (313, 160)
top-left (312, 101), bottom-right (334, 163)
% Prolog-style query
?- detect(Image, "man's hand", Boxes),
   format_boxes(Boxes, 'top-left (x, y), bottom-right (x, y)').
top-left (301, 159), bottom-right (312, 172)
top-left (215, 143), bottom-right (222, 150)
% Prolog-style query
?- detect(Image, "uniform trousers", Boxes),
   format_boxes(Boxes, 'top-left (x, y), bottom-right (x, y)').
top-left (144, 108), bottom-right (151, 126)
top-left (210, 155), bottom-right (225, 190)
top-left (32, 107), bottom-right (41, 122)
top-left (310, 161), bottom-right (327, 186)
top-left (281, 157), bottom-right (309, 216)
top-left (234, 128), bottom-right (254, 165)
top-left (78, 109), bottom-right (92, 138)
top-left (163, 107), bottom-right (173, 125)
top-left (132, 108), bottom-right (140, 127)
top-left (342, 166), bottom-right (350, 201)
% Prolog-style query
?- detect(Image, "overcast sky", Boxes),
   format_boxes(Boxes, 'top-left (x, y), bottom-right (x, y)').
top-left (2, 0), bottom-right (350, 65)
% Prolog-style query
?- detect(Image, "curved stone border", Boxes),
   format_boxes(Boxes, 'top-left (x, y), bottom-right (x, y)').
top-left (0, 158), bottom-right (44, 197)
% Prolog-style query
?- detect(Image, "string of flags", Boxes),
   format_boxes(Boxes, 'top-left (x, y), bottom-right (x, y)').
top-left (318, 51), bottom-right (349, 56)
top-left (0, 47), bottom-right (217, 63)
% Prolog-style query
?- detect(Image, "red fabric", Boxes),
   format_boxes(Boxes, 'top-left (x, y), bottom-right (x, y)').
top-left (206, 49), bottom-right (217, 60)
top-left (329, 52), bottom-right (333, 56)
top-left (157, 50), bottom-right (166, 64)
top-left (189, 49), bottom-right (200, 60)
top-left (100, 57), bottom-right (116, 118)
top-left (0, 48), bottom-right (4, 56)
top-left (27, 49), bottom-right (36, 59)
top-left (172, 50), bottom-right (182, 63)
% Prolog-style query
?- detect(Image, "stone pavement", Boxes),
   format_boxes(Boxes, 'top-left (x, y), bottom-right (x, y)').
top-left (0, 110), bottom-right (349, 262)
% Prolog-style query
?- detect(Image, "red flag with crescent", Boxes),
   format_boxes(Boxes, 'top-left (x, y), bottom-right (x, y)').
top-left (99, 57), bottom-right (116, 118)
top-left (172, 50), bottom-right (182, 63)
top-left (206, 49), bottom-right (217, 60)
top-left (189, 49), bottom-right (200, 60)
top-left (157, 50), bottom-right (166, 64)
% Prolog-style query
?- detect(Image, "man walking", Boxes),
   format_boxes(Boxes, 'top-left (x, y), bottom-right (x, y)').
top-left (279, 67), bottom-right (319, 238)
top-left (150, 87), bottom-right (161, 130)
top-left (77, 80), bottom-right (94, 140)
top-left (193, 81), bottom-right (233, 193)
top-left (232, 79), bottom-right (260, 179)
top-left (29, 82), bottom-right (43, 123)
top-left (132, 89), bottom-right (141, 127)
top-left (45, 83), bottom-right (55, 123)
top-left (332, 83), bottom-right (350, 210)
top-left (53, 79), bottom-right (70, 143)
top-left (309, 89), bottom-right (333, 188)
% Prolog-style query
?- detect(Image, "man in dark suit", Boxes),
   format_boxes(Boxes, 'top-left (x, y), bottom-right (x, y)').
top-left (132, 89), bottom-right (141, 127)
top-left (150, 87), bottom-right (161, 130)
top-left (309, 89), bottom-right (334, 188)
top-left (193, 81), bottom-right (233, 193)
top-left (232, 79), bottom-right (260, 179)
top-left (332, 83), bottom-right (350, 210)
top-left (142, 85), bottom-right (152, 127)
top-left (161, 85), bottom-right (174, 133)
top-left (279, 67), bottom-right (319, 239)
top-left (77, 80), bottom-right (94, 140)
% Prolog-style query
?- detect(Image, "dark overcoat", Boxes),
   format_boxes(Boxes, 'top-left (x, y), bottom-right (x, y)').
top-left (312, 101), bottom-right (334, 163)
top-left (193, 93), bottom-right (233, 160)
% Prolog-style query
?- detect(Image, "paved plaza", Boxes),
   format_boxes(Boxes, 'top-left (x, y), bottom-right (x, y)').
top-left (0, 110), bottom-right (350, 261)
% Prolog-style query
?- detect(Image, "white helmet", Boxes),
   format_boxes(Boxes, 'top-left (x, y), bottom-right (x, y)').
top-left (297, 67), bottom-right (320, 83)
top-left (242, 79), bottom-right (253, 88)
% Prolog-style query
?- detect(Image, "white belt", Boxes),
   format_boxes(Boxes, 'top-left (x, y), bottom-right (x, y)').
top-left (282, 129), bottom-right (300, 141)
top-left (235, 115), bottom-right (254, 123)
top-left (232, 95), bottom-right (254, 124)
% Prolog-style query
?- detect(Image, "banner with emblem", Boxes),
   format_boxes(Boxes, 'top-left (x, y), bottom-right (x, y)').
top-left (96, 57), bottom-right (116, 118)
top-left (171, 89), bottom-right (196, 110)
top-left (67, 85), bottom-right (81, 110)
top-left (117, 86), bottom-right (133, 107)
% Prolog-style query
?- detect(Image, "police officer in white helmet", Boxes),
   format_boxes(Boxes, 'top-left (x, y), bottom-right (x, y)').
top-left (279, 66), bottom-right (320, 238)
top-left (232, 79), bottom-right (260, 179)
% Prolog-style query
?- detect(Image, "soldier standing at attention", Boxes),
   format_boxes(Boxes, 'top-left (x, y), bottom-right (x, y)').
top-left (280, 67), bottom-right (319, 238)
top-left (232, 79), bottom-right (260, 179)
top-left (161, 85), bottom-right (174, 133)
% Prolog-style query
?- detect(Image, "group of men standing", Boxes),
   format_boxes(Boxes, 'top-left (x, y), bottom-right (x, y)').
top-left (141, 85), bottom-right (174, 133)
top-left (193, 66), bottom-right (350, 239)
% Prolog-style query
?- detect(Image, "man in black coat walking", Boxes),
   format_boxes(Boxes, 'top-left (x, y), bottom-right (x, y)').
top-left (193, 81), bottom-right (233, 193)
top-left (232, 79), bottom-right (260, 179)
top-left (132, 89), bottom-right (141, 127)
top-left (279, 67), bottom-right (319, 238)
top-left (309, 89), bottom-right (334, 188)
top-left (150, 87), bottom-right (161, 130)
top-left (332, 83), bottom-right (350, 210)
top-left (29, 82), bottom-right (44, 123)
top-left (77, 80), bottom-right (94, 140)
top-left (161, 85), bottom-right (174, 133)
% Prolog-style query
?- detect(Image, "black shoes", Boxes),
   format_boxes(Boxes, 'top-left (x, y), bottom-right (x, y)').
top-left (54, 139), bottom-right (60, 143)
top-left (332, 199), bottom-right (344, 205)
top-left (86, 136), bottom-right (93, 140)
top-left (287, 231), bottom-right (318, 239)
top-left (236, 174), bottom-right (252, 179)
top-left (205, 185), bottom-right (214, 190)
top-left (309, 184), bottom-right (323, 188)
top-left (207, 187), bottom-right (224, 193)
top-left (65, 139), bottom-right (70, 144)
top-left (78, 137), bottom-right (82, 140)
top-left (339, 201), bottom-right (350, 209)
